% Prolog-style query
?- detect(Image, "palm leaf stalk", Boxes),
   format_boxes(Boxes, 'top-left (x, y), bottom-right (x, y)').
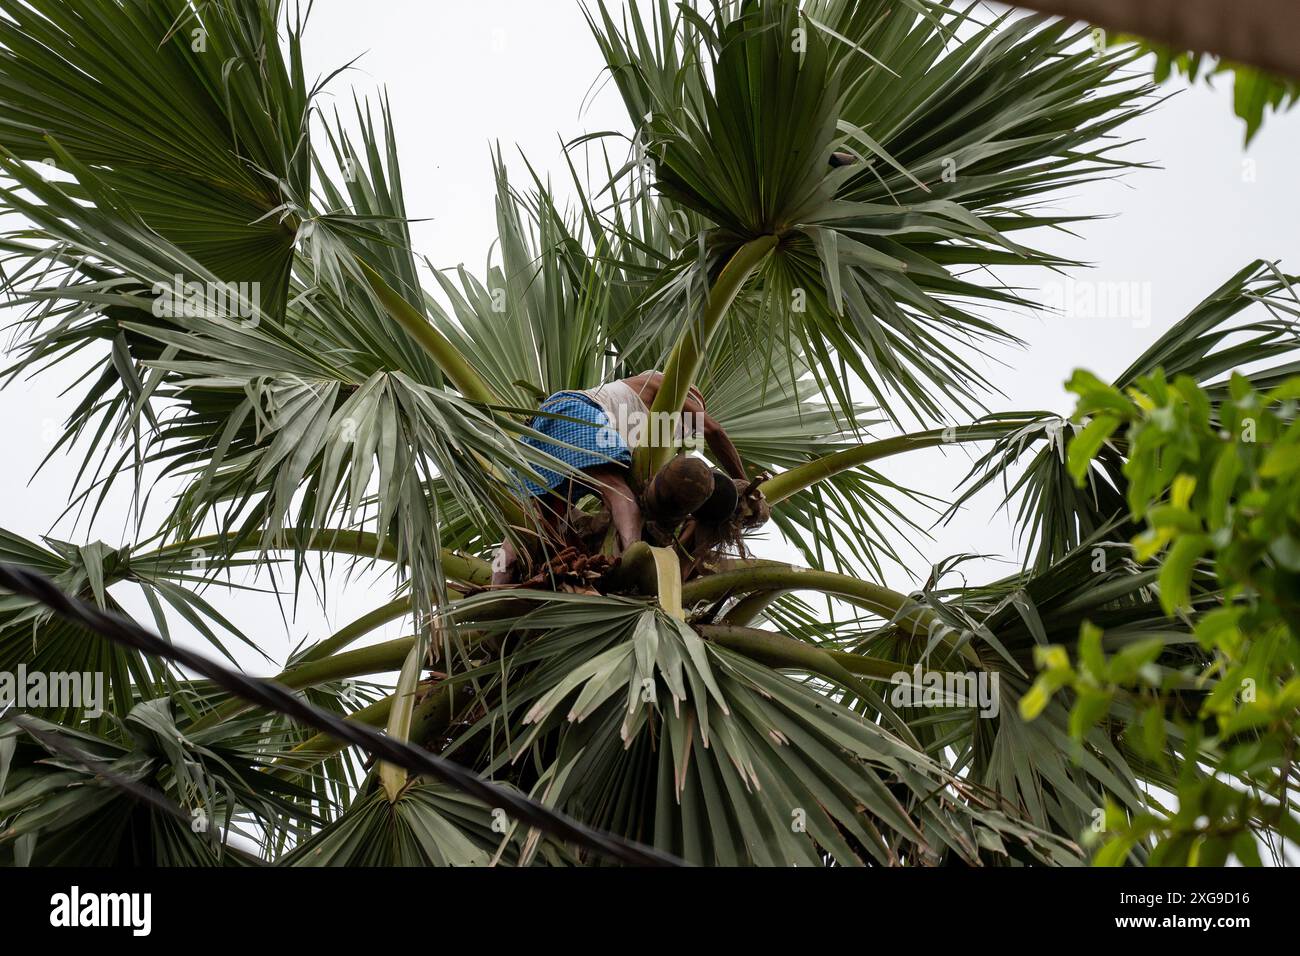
top-left (357, 260), bottom-right (501, 407)
top-left (759, 422), bottom-right (1025, 504)
top-left (634, 235), bottom-right (779, 481)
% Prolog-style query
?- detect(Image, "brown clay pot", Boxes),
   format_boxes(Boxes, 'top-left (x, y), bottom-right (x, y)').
top-left (692, 470), bottom-right (739, 523)
top-left (643, 455), bottom-right (714, 522)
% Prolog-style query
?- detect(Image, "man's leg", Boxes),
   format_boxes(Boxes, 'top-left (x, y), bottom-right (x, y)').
top-left (587, 465), bottom-right (642, 550)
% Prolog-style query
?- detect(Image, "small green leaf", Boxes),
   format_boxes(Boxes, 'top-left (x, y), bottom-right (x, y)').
top-left (1156, 534), bottom-right (1209, 615)
top-left (1077, 622), bottom-right (1106, 681)
top-left (1018, 679), bottom-right (1054, 721)
top-left (1067, 416), bottom-right (1120, 485)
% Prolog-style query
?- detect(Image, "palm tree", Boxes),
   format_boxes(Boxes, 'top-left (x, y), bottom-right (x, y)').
top-left (0, 0), bottom-right (1294, 866)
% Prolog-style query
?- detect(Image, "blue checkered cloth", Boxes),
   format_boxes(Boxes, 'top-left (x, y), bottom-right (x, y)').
top-left (515, 391), bottom-right (632, 498)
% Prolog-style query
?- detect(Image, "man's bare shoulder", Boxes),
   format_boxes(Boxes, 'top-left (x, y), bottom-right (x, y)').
top-left (621, 370), bottom-right (664, 403)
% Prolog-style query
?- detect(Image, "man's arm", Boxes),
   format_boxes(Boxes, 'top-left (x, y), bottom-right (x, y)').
top-left (702, 413), bottom-right (747, 481)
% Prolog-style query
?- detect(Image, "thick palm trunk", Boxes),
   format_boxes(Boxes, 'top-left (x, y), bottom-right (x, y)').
top-left (1010, 0), bottom-right (1300, 78)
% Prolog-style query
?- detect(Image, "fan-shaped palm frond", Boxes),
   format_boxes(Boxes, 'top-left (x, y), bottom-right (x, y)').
top-left (0, 0), bottom-right (312, 315)
top-left (0, 699), bottom-right (317, 865)
top-left (0, 110), bottom-right (556, 611)
top-left (0, 527), bottom-right (261, 725)
top-left (945, 260), bottom-right (1300, 571)
top-left (436, 590), bottom-right (1076, 865)
top-left (281, 783), bottom-right (515, 867)
top-left (588, 0), bottom-right (1153, 428)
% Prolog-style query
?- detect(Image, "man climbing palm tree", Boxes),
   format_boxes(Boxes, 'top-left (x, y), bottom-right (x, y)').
top-left (491, 370), bottom-right (750, 584)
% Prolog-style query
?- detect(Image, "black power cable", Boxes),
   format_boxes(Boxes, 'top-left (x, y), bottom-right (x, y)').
top-left (0, 563), bottom-right (683, 867)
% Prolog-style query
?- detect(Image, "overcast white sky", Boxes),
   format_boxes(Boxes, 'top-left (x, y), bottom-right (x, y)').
top-left (2, 0), bottom-right (1298, 675)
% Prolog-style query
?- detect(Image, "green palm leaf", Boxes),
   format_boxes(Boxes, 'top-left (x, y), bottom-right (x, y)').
top-left (588, 0), bottom-right (1153, 425)
top-left (0, 0), bottom-right (311, 316)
